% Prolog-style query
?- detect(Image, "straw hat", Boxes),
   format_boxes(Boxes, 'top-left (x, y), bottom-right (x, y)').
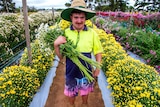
top-left (61, 0), bottom-right (96, 22)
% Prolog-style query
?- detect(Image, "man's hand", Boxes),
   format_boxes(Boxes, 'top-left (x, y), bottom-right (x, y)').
top-left (54, 36), bottom-right (66, 60)
top-left (54, 36), bottom-right (66, 47)
top-left (93, 68), bottom-right (100, 77)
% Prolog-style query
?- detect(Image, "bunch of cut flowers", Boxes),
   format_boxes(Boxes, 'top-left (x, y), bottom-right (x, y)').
top-left (42, 26), bottom-right (101, 82)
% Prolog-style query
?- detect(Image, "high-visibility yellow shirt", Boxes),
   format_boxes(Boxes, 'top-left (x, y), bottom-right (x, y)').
top-left (65, 25), bottom-right (103, 55)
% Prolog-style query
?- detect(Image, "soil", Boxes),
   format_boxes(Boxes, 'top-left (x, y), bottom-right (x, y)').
top-left (44, 58), bottom-right (105, 107)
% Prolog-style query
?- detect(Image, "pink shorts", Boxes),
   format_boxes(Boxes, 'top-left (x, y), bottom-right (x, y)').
top-left (64, 77), bottom-right (94, 97)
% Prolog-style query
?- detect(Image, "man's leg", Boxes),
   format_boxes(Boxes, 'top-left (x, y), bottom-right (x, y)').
top-left (82, 95), bottom-right (89, 107)
top-left (64, 78), bottom-right (77, 107)
top-left (68, 96), bottom-right (76, 105)
top-left (82, 95), bottom-right (88, 104)
top-left (67, 96), bottom-right (75, 107)
top-left (80, 78), bottom-right (93, 107)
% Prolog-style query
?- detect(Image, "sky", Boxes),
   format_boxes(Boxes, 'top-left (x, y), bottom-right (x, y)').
top-left (13, 0), bottom-right (70, 9)
top-left (13, 0), bottom-right (135, 9)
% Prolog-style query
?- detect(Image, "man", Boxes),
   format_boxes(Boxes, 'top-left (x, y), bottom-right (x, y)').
top-left (54, 0), bottom-right (103, 107)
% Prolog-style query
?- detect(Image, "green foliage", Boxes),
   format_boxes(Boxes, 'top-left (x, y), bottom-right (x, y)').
top-left (113, 24), bottom-right (160, 66)
top-left (42, 28), bottom-right (64, 50)
top-left (134, 0), bottom-right (160, 11)
top-left (116, 27), bottom-right (129, 38)
top-left (128, 30), bottom-right (160, 65)
top-left (0, 0), bottom-right (16, 12)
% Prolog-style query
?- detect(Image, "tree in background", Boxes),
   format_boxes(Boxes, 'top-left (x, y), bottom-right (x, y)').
top-left (134, 0), bottom-right (160, 11)
top-left (65, 2), bottom-right (71, 7)
top-left (0, 0), bottom-right (16, 12)
top-left (95, 0), bottom-right (130, 11)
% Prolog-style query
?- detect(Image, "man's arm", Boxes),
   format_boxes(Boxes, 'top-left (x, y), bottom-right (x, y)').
top-left (93, 53), bottom-right (102, 77)
top-left (54, 36), bottom-right (66, 60)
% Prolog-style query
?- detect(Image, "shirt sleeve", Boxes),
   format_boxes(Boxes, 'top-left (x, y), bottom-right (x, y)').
top-left (92, 29), bottom-right (103, 55)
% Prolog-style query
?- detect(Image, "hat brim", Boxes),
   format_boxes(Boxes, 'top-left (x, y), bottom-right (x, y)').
top-left (61, 7), bottom-right (96, 22)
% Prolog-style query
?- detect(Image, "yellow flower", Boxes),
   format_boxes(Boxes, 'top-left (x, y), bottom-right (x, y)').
top-left (6, 91), bottom-right (10, 94)
top-left (157, 89), bottom-right (160, 96)
top-left (133, 86), bottom-right (143, 91)
top-left (140, 93), bottom-right (146, 98)
top-left (0, 94), bottom-right (5, 97)
top-left (49, 25), bottom-right (55, 29)
top-left (7, 80), bottom-right (12, 85)
top-left (152, 81), bottom-right (157, 85)
top-left (25, 92), bottom-right (29, 97)
top-left (128, 99), bottom-right (137, 106)
top-left (37, 55), bottom-right (42, 60)
top-left (113, 85), bottom-right (120, 91)
top-left (0, 77), bottom-right (4, 81)
top-left (146, 92), bottom-right (151, 98)
top-left (10, 90), bottom-right (16, 94)
top-left (151, 96), bottom-right (155, 100)
top-left (136, 103), bottom-right (143, 107)
top-left (9, 71), bottom-right (14, 76)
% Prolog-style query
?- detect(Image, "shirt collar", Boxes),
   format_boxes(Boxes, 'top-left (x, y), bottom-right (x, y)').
top-left (70, 24), bottom-right (88, 31)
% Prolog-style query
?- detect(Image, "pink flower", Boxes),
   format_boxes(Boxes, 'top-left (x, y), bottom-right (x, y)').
top-left (150, 50), bottom-right (156, 55)
top-left (155, 65), bottom-right (160, 69)
top-left (146, 59), bottom-right (150, 63)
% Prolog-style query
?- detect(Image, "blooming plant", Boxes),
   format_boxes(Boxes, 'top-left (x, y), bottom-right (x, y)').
top-left (29, 11), bottom-right (53, 32)
top-left (20, 39), bottom-right (54, 85)
top-left (93, 28), bottom-right (127, 72)
top-left (0, 13), bottom-right (25, 63)
top-left (0, 65), bottom-right (40, 107)
top-left (58, 19), bottom-right (71, 30)
top-left (106, 57), bottom-right (160, 106)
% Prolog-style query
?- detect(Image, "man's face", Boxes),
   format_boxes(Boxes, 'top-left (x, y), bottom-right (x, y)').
top-left (70, 12), bottom-right (86, 31)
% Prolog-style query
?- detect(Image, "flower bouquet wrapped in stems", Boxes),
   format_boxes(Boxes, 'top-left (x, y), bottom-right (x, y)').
top-left (42, 26), bottom-right (101, 82)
